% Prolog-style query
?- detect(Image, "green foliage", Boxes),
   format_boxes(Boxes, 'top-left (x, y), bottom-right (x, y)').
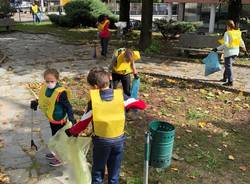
top-left (0, 0), bottom-right (14, 18)
top-left (49, 0), bottom-right (117, 28)
top-left (144, 40), bottom-right (161, 54)
top-left (154, 19), bottom-right (201, 39)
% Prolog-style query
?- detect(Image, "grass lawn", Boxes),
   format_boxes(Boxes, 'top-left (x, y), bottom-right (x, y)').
top-left (28, 74), bottom-right (250, 184)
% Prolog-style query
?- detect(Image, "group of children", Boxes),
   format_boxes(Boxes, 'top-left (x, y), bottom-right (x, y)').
top-left (30, 48), bottom-right (145, 184)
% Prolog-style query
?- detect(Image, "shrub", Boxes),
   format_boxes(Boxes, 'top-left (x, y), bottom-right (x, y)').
top-left (154, 19), bottom-right (201, 39)
top-left (48, 14), bottom-right (76, 27)
top-left (49, 0), bottom-right (117, 28)
top-left (144, 40), bottom-right (161, 54)
top-left (0, 0), bottom-right (14, 18)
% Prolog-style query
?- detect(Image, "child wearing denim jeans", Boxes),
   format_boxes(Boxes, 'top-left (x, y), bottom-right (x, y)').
top-left (65, 67), bottom-right (146, 184)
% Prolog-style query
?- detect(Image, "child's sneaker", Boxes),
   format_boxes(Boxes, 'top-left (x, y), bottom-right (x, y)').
top-left (46, 153), bottom-right (55, 160)
top-left (49, 158), bottom-right (62, 167)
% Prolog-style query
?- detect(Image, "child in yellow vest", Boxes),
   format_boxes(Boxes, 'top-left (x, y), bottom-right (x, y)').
top-left (65, 67), bottom-right (146, 184)
top-left (30, 69), bottom-right (76, 167)
top-left (110, 48), bottom-right (141, 96)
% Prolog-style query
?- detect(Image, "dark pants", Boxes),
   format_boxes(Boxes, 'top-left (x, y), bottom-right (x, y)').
top-left (92, 135), bottom-right (126, 184)
top-left (112, 73), bottom-right (131, 96)
top-left (49, 122), bottom-right (65, 136)
top-left (223, 56), bottom-right (236, 82)
top-left (100, 37), bottom-right (109, 56)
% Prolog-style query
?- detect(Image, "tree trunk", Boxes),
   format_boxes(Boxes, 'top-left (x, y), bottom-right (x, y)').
top-left (139, 0), bottom-right (153, 50)
top-left (119, 0), bottom-right (130, 29)
top-left (228, 0), bottom-right (242, 26)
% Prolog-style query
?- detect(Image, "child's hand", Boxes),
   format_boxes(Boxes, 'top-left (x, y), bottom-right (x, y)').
top-left (30, 100), bottom-right (38, 111)
top-left (65, 129), bottom-right (73, 137)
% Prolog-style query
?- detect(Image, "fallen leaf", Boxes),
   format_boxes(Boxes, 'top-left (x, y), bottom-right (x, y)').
top-left (198, 121), bottom-right (207, 128)
top-left (166, 79), bottom-right (177, 84)
top-left (188, 175), bottom-right (196, 179)
top-left (239, 166), bottom-right (247, 171)
top-left (217, 148), bottom-right (222, 152)
top-left (223, 131), bottom-right (229, 137)
top-left (185, 129), bottom-right (192, 133)
top-left (172, 153), bottom-right (184, 161)
top-left (228, 155), bottom-right (235, 160)
top-left (200, 89), bottom-right (207, 94)
top-left (143, 94), bottom-right (149, 97)
top-left (193, 144), bottom-right (199, 147)
top-left (243, 104), bottom-right (250, 109)
top-left (234, 97), bottom-right (241, 102)
top-left (223, 144), bottom-right (228, 148)
top-left (171, 167), bottom-right (179, 172)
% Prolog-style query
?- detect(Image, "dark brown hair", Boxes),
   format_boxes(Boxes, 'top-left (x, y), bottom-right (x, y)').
top-left (43, 68), bottom-right (59, 80)
top-left (227, 20), bottom-right (235, 30)
top-left (87, 67), bottom-right (108, 88)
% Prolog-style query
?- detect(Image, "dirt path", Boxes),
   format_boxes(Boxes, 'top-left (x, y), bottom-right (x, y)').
top-left (0, 32), bottom-right (249, 183)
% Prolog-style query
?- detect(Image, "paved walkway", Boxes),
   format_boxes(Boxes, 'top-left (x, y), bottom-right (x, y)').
top-left (137, 58), bottom-right (250, 93)
top-left (0, 32), bottom-right (249, 183)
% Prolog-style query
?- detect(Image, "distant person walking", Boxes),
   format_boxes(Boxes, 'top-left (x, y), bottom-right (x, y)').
top-left (31, 1), bottom-right (40, 23)
top-left (97, 15), bottom-right (111, 58)
top-left (213, 20), bottom-right (247, 86)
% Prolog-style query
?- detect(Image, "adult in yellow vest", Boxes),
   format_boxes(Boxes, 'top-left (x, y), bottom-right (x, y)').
top-left (31, 1), bottom-right (40, 23)
top-left (213, 20), bottom-right (247, 86)
top-left (109, 48), bottom-right (141, 96)
top-left (30, 69), bottom-right (76, 167)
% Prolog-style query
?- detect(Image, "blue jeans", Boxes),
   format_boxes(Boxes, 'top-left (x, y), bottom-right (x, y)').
top-left (92, 135), bottom-right (126, 184)
top-left (223, 56), bottom-right (236, 82)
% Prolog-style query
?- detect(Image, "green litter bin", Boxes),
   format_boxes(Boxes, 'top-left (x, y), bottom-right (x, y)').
top-left (149, 120), bottom-right (175, 168)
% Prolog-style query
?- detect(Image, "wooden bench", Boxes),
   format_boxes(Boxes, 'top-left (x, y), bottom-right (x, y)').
top-left (175, 33), bottom-right (221, 56)
top-left (0, 18), bottom-right (15, 31)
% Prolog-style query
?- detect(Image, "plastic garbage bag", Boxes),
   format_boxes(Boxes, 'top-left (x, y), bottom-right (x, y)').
top-left (131, 78), bottom-right (140, 99)
top-left (202, 52), bottom-right (222, 76)
top-left (48, 122), bottom-right (92, 184)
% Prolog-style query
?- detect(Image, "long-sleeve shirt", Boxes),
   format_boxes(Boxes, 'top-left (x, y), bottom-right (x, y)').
top-left (217, 31), bottom-right (246, 58)
top-left (57, 91), bottom-right (75, 123)
top-left (68, 88), bottom-right (146, 136)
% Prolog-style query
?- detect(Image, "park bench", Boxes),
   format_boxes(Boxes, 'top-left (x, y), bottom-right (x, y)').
top-left (175, 33), bottom-right (221, 56)
top-left (0, 17), bottom-right (15, 31)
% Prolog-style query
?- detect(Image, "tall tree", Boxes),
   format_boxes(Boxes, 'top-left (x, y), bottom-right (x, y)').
top-left (228, 0), bottom-right (242, 26)
top-left (139, 0), bottom-right (153, 50)
top-left (119, 0), bottom-right (130, 29)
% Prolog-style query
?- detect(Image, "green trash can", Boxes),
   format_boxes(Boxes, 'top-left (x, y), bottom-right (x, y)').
top-left (149, 120), bottom-right (175, 168)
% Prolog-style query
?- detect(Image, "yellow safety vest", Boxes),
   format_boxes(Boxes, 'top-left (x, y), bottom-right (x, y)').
top-left (112, 50), bottom-right (141, 75)
top-left (218, 30), bottom-right (242, 48)
top-left (90, 89), bottom-right (125, 138)
top-left (38, 84), bottom-right (71, 124)
top-left (98, 20), bottom-right (110, 32)
top-left (60, 0), bottom-right (70, 6)
top-left (31, 5), bottom-right (38, 14)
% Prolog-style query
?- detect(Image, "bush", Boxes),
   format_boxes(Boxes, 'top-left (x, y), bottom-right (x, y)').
top-left (49, 0), bottom-right (117, 28)
top-left (0, 0), bottom-right (14, 18)
top-left (144, 40), bottom-right (161, 54)
top-left (48, 14), bottom-right (76, 27)
top-left (154, 19), bottom-right (201, 39)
